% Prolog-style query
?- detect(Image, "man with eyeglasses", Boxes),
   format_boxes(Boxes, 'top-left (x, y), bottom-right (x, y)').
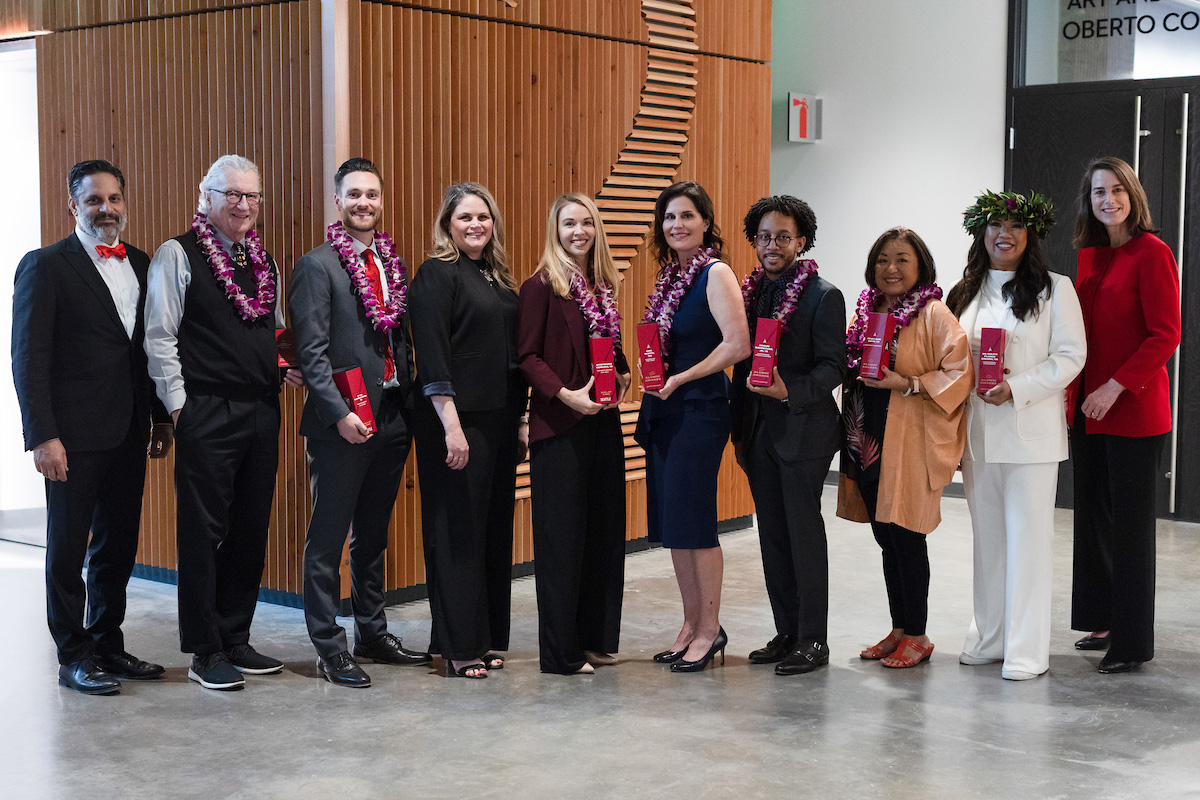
top-left (12, 160), bottom-right (174, 695)
top-left (730, 195), bottom-right (846, 676)
top-left (144, 154), bottom-right (303, 690)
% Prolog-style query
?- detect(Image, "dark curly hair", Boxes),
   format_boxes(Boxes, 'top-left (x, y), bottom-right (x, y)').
top-left (742, 195), bottom-right (816, 254)
top-left (946, 224), bottom-right (1053, 322)
top-left (651, 181), bottom-right (725, 266)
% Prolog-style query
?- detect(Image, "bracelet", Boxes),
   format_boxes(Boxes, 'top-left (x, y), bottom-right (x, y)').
top-left (519, 415), bottom-right (530, 425)
top-left (901, 377), bottom-right (919, 397)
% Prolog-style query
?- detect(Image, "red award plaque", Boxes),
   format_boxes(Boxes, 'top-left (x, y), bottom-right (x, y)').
top-left (636, 322), bottom-right (665, 391)
top-left (860, 312), bottom-right (897, 380)
top-left (977, 327), bottom-right (1006, 394)
top-left (589, 336), bottom-right (617, 404)
top-left (749, 317), bottom-right (782, 388)
top-left (332, 367), bottom-right (376, 434)
top-left (275, 328), bottom-right (299, 368)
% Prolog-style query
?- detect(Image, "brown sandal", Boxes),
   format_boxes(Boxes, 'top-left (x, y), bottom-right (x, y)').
top-left (860, 631), bottom-right (903, 660)
top-left (881, 637), bottom-right (934, 668)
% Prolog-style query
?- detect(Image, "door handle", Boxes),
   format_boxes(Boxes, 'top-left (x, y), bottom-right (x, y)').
top-left (1169, 92), bottom-right (1188, 514)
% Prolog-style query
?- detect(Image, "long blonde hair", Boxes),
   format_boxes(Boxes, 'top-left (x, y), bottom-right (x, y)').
top-left (536, 193), bottom-right (621, 298)
top-left (430, 182), bottom-right (515, 291)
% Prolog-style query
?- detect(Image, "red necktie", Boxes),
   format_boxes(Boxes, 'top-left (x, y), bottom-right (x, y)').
top-left (362, 249), bottom-right (395, 382)
top-left (96, 243), bottom-right (127, 260)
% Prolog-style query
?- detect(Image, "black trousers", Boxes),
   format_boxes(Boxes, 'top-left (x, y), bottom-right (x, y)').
top-left (743, 422), bottom-right (833, 644)
top-left (530, 412), bottom-right (626, 674)
top-left (1070, 424), bottom-right (1165, 663)
top-left (413, 400), bottom-right (520, 661)
top-left (859, 480), bottom-right (929, 636)
top-left (44, 419), bottom-right (147, 665)
top-left (303, 392), bottom-right (411, 660)
top-left (174, 393), bottom-right (279, 656)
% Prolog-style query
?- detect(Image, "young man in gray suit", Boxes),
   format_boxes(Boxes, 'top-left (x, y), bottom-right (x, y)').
top-left (731, 195), bottom-right (846, 676)
top-left (289, 157), bottom-right (430, 687)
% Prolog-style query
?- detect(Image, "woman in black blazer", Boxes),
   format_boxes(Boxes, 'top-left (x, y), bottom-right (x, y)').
top-left (408, 182), bottom-right (526, 679)
top-left (517, 193), bottom-right (630, 675)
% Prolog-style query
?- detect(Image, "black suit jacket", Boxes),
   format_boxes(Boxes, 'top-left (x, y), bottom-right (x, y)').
top-left (12, 233), bottom-right (165, 452)
top-left (288, 241), bottom-right (414, 441)
top-left (730, 273), bottom-right (846, 462)
top-left (516, 272), bottom-right (629, 444)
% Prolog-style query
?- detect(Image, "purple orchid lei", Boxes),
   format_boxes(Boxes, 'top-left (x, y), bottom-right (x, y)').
top-left (741, 258), bottom-right (818, 329)
top-left (326, 221), bottom-right (407, 330)
top-left (569, 270), bottom-right (622, 346)
top-left (191, 212), bottom-right (275, 321)
top-left (845, 283), bottom-right (943, 371)
top-left (642, 246), bottom-right (718, 356)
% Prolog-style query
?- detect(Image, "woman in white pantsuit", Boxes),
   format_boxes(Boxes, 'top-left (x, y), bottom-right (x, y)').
top-left (947, 191), bottom-right (1086, 680)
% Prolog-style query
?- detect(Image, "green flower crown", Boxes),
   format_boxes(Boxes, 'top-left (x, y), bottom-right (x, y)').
top-left (962, 190), bottom-right (1055, 239)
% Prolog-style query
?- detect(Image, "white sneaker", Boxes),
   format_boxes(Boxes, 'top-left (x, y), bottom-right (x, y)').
top-left (959, 652), bottom-right (1002, 666)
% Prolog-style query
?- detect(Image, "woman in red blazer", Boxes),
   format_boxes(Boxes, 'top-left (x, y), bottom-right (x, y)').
top-left (1068, 156), bottom-right (1181, 674)
top-left (517, 193), bottom-right (631, 675)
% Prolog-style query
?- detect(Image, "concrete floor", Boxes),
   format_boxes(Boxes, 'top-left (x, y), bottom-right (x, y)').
top-left (3, 487), bottom-right (1200, 799)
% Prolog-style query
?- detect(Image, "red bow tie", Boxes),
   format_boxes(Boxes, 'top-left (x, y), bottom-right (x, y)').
top-left (96, 243), bottom-right (127, 260)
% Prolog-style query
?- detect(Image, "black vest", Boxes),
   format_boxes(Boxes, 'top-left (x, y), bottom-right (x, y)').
top-left (175, 231), bottom-right (278, 398)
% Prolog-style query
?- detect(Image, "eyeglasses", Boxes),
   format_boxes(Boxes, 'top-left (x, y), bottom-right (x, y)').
top-left (755, 233), bottom-right (797, 247)
top-left (211, 189), bottom-right (263, 207)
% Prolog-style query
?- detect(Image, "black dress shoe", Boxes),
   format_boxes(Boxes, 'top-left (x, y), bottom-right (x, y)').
top-left (1074, 634), bottom-right (1111, 651)
top-left (353, 632), bottom-right (431, 665)
top-left (58, 659), bottom-right (120, 695)
top-left (749, 633), bottom-right (798, 665)
top-left (775, 641), bottom-right (830, 676)
top-left (94, 651), bottom-right (165, 680)
top-left (318, 652), bottom-right (371, 687)
top-left (1098, 655), bottom-right (1142, 674)
top-left (670, 628), bottom-right (728, 673)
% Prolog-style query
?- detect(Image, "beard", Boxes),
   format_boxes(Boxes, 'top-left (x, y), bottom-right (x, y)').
top-left (341, 209), bottom-right (380, 233)
top-left (80, 211), bottom-right (128, 243)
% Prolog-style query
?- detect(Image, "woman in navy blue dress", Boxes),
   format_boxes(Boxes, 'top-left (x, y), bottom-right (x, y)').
top-left (636, 181), bottom-right (751, 673)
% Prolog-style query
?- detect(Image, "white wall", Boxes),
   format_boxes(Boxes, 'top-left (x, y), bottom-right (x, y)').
top-left (0, 40), bottom-right (47, 538)
top-left (770, 0), bottom-right (1009, 298)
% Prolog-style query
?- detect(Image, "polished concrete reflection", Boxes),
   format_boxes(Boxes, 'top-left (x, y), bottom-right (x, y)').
top-left (3, 487), bottom-right (1199, 798)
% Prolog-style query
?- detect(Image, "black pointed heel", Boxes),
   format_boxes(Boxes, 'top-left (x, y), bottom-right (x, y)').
top-left (670, 628), bottom-right (728, 673)
top-left (653, 647), bottom-right (689, 664)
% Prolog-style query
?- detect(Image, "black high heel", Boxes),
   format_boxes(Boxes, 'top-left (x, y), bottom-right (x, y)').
top-left (653, 646), bottom-right (690, 664)
top-left (670, 628), bottom-right (728, 673)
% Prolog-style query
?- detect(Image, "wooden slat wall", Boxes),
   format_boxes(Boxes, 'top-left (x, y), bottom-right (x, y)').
top-left (35, 0), bottom-right (323, 594)
top-left (31, 0), bottom-right (769, 601)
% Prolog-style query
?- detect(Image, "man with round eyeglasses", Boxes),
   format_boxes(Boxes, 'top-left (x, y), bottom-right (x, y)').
top-left (144, 154), bottom-right (303, 691)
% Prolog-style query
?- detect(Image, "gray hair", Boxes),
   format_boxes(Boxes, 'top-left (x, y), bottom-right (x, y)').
top-left (197, 154), bottom-right (262, 213)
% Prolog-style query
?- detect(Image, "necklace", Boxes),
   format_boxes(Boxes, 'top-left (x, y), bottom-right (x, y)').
top-left (741, 258), bottom-right (818, 329)
top-left (190, 213), bottom-right (275, 321)
top-left (569, 270), bottom-right (622, 345)
top-left (325, 221), bottom-right (407, 330)
top-left (845, 283), bottom-right (943, 371)
top-left (642, 246), bottom-right (717, 356)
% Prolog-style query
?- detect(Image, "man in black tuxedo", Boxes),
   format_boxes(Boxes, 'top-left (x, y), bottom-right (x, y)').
top-left (731, 195), bottom-right (846, 676)
top-left (12, 160), bottom-right (174, 695)
top-left (289, 157), bottom-right (429, 688)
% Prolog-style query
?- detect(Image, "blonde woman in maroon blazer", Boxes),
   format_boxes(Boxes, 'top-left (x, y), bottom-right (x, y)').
top-left (1068, 156), bottom-right (1181, 674)
top-left (517, 193), bottom-right (630, 675)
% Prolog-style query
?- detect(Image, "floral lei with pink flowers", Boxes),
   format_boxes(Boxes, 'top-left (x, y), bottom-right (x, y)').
top-left (741, 258), bottom-right (818, 329)
top-left (845, 283), bottom-right (943, 371)
top-left (191, 212), bottom-right (276, 321)
top-left (326, 221), bottom-right (407, 330)
top-left (642, 246), bottom-right (718, 355)
top-left (569, 270), bottom-right (622, 346)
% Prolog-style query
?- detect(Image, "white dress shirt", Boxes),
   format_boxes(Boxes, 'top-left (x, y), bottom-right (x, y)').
top-left (75, 224), bottom-right (139, 339)
top-left (144, 226), bottom-right (285, 413)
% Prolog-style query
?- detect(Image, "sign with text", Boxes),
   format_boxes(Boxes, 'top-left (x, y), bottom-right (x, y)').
top-left (1024, 0), bottom-right (1200, 85)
